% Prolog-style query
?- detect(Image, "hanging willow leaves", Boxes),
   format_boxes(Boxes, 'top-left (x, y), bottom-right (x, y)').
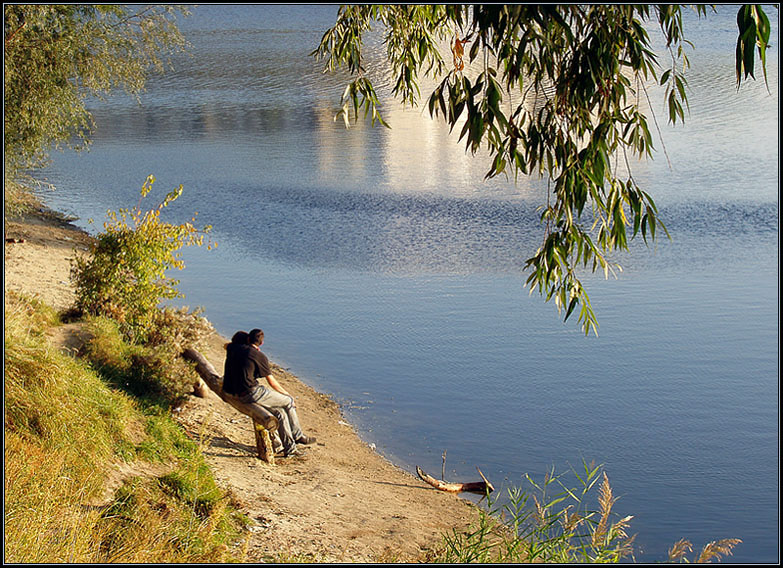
top-left (4, 5), bottom-right (189, 181)
top-left (313, 5), bottom-right (770, 335)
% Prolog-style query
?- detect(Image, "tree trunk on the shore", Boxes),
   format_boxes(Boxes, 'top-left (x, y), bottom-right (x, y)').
top-left (182, 347), bottom-right (277, 463)
top-left (181, 347), bottom-right (223, 398)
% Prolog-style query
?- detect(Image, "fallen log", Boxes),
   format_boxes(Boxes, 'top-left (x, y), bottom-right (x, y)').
top-left (416, 465), bottom-right (494, 495)
top-left (182, 347), bottom-right (277, 464)
top-left (181, 347), bottom-right (224, 399)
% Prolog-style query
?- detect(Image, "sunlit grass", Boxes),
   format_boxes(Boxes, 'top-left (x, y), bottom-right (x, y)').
top-left (4, 293), bottom-right (249, 563)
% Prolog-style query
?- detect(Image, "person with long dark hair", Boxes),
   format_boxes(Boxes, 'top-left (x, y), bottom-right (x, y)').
top-left (223, 328), bottom-right (315, 457)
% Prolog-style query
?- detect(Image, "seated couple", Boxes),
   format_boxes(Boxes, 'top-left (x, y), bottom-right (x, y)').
top-left (223, 328), bottom-right (315, 458)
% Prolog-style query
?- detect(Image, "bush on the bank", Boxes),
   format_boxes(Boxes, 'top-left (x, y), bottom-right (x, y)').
top-left (4, 292), bottom-right (248, 563)
top-left (4, 179), bottom-right (41, 219)
top-left (71, 175), bottom-right (213, 344)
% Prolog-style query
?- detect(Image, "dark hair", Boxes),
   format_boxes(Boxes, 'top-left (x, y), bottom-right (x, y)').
top-left (225, 330), bottom-right (248, 350)
top-left (248, 328), bottom-right (264, 345)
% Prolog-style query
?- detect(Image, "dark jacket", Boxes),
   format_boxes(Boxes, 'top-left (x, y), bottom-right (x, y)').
top-left (223, 343), bottom-right (271, 396)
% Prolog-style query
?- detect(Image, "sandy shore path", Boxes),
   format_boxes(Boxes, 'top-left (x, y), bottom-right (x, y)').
top-left (4, 208), bottom-right (477, 562)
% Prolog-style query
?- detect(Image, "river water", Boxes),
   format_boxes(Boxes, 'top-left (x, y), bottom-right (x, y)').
top-left (40, 6), bottom-right (778, 563)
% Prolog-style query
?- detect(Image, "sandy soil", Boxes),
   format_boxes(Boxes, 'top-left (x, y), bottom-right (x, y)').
top-left (4, 208), bottom-right (478, 563)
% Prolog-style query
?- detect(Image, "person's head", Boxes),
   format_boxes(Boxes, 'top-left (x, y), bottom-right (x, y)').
top-left (248, 328), bottom-right (264, 346)
top-left (231, 330), bottom-right (249, 344)
top-left (225, 330), bottom-right (248, 350)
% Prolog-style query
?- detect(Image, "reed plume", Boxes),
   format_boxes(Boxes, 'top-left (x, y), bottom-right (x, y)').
top-left (696, 538), bottom-right (742, 563)
top-left (668, 538), bottom-right (693, 562)
top-left (592, 472), bottom-right (615, 546)
top-left (532, 495), bottom-right (546, 527)
top-left (666, 537), bottom-right (741, 563)
top-left (560, 505), bottom-right (582, 533)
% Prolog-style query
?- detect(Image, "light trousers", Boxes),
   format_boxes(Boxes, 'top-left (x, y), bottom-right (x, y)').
top-left (243, 385), bottom-right (304, 452)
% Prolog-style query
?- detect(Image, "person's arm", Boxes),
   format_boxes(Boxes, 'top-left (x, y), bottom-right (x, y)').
top-left (251, 348), bottom-right (292, 397)
top-left (264, 374), bottom-right (291, 397)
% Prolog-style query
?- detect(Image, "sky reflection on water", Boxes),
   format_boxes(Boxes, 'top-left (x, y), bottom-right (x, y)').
top-left (41, 5), bottom-right (778, 563)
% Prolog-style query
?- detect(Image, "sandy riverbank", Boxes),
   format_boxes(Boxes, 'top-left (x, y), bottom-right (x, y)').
top-left (4, 206), bottom-right (478, 562)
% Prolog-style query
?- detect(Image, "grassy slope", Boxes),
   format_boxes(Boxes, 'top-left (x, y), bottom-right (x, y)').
top-left (4, 291), bottom-right (250, 563)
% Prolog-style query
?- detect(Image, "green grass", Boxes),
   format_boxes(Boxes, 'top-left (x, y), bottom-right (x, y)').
top-left (4, 292), bottom-right (249, 563)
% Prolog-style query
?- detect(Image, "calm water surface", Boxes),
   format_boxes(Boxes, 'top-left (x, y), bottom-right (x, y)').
top-left (41, 6), bottom-right (778, 563)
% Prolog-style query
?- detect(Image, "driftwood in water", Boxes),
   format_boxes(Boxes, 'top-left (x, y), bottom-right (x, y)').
top-left (182, 347), bottom-right (277, 463)
top-left (416, 465), bottom-right (494, 495)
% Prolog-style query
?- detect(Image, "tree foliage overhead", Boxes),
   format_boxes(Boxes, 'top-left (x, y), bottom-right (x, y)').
top-left (313, 4), bottom-right (772, 335)
top-left (3, 5), bottom-right (189, 180)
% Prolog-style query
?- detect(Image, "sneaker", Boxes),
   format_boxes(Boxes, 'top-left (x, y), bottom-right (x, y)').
top-left (283, 447), bottom-right (306, 458)
top-left (297, 435), bottom-right (317, 445)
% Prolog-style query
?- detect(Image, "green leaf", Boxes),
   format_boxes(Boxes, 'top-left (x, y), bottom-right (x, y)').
top-left (312, 4), bottom-right (767, 335)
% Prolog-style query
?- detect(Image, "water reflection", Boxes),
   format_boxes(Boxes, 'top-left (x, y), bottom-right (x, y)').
top-left (39, 6), bottom-right (778, 564)
top-left (193, 182), bottom-right (543, 274)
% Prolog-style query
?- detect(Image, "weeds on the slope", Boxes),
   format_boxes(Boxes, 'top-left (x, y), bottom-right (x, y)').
top-left (4, 293), bottom-right (249, 563)
top-left (79, 306), bottom-right (215, 409)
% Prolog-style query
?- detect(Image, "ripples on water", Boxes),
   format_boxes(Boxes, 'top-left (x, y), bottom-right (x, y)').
top-left (40, 5), bottom-right (778, 563)
top-left (168, 181), bottom-right (778, 277)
